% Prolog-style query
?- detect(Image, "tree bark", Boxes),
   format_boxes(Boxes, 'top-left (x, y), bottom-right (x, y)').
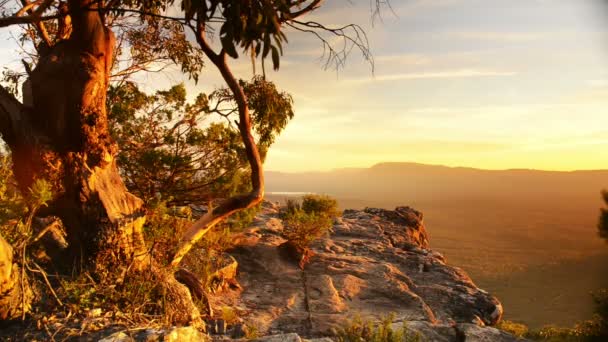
top-left (0, 0), bottom-right (147, 271)
top-left (0, 234), bottom-right (32, 320)
top-left (169, 22), bottom-right (265, 268)
top-left (0, 0), bottom-right (204, 326)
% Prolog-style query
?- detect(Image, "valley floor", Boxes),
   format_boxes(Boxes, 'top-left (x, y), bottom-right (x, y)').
top-left (267, 194), bottom-right (608, 329)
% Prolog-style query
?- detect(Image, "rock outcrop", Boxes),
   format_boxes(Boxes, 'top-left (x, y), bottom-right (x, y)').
top-left (209, 202), bottom-right (512, 341)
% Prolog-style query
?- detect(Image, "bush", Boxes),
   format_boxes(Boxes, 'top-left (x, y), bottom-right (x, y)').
top-left (281, 194), bottom-right (340, 250)
top-left (498, 314), bottom-right (608, 341)
top-left (497, 320), bottom-right (529, 338)
top-left (334, 313), bottom-right (420, 342)
top-left (301, 194), bottom-right (340, 219)
top-left (282, 210), bottom-right (332, 250)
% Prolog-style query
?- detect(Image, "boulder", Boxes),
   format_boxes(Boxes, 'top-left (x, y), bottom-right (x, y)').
top-left (252, 333), bottom-right (302, 342)
top-left (98, 327), bottom-right (208, 342)
top-left (456, 323), bottom-right (528, 342)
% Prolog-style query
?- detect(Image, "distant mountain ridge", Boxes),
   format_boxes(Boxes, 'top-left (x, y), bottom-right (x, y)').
top-left (269, 161), bottom-right (608, 175)
top-left (265, 162), bottom-right (608, 208)
top-left (370, 161), bottom-right (608, 173)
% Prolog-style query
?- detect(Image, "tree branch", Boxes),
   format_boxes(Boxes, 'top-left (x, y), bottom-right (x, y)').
top-left (0, 0), bottom-right (58, 29)
top-left (169, 23), bottom-right (264, 268)
top-left (19, 0), bottom-right (53, 47)
top-left (286, 0), bottom-right (324, 20)
top-left (0, 12), bottom-right (60, 28)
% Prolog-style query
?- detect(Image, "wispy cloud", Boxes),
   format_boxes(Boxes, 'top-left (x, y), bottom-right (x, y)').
top-left (345, 69), bottom-right (518, 85)
top-left (446, 31), bottom-right (549, 42)
top-left (374, 54), bottom-right (432, 66)
top-left (585, 79), bottom-right (608, 88)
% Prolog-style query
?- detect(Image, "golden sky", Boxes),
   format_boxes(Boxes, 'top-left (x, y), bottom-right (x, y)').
top-left (2, 0), bottom-right (608, 172)
top-left (255, 0), bottom-right (608, 172)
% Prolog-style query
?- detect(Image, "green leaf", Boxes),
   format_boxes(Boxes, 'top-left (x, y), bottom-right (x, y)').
top-left (271, 45), bottom-right (280, 70)
top-left (221, 34), bottom-right (239, 58)
top-left (273, 34), bottom-right (283, 54)
top-left (262, 33), bottom-right (271, 58)
top-left (255, 41), bottom-right (261, 56)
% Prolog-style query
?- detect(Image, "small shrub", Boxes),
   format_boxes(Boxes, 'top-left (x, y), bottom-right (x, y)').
top-left (335, 313), bottom-right (420, 342)
top-left (244, 324), bottom-right (260, 339)
top-left (498, 316), bottom-right (607, 341)
top-left (0, 153), bottom-right (26, 244)
top-left (497, 320), bottom-right (529, 338)
top-left (281, 194), bottom-right (340, 250)
top-left (143, 202), bottom-right (192, 265)
top-left (301, 194), bottom-right (340, 219)
top-left (282, 210), bottom-right (332, 250)
top-left (284, 198), bottom-right (301, 216)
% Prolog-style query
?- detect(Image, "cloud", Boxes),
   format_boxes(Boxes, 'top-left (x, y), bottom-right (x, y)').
top-left (585, 79), bottom-right (608, 88)
top-left (446, 31), bottom-right (549, 42)
top-left (374, 54), bottom-right (432, 66)
top-left (344, 69), bottom-right (518, 85)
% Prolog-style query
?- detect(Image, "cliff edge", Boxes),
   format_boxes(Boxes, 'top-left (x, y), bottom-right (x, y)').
top-left (209, 201), bottom-right (519, 341)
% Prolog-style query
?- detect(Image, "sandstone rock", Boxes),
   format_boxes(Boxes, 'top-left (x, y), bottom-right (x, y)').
top-left (213, 202), bottom-right (509, 340)
top-left (402, 321), bottom-right (459, 342)
top-left (98, 331), bottom-right (133, 342)
top-left (457, 323), bottom-right (531, 341)
top-left (163, 326), bottom-right (208, 341)
top-left (252, 333), bottom-right (302, 342)
top-left (209, 254), bottom-right (239, 286)
top-left (139, 329), bottom-right (163, 342)
top-left (97, 327), bottom-right (208, 342)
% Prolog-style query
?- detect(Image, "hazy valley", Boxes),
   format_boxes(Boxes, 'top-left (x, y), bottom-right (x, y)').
top-left (265, 162), bottom-right (608, 329)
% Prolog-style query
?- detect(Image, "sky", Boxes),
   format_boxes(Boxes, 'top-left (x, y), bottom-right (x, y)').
top-left (2, 0), bottom-right (608, 172)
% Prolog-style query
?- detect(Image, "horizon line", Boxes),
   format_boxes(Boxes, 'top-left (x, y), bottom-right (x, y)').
top-left (264, 161), bottom-right (608, 174)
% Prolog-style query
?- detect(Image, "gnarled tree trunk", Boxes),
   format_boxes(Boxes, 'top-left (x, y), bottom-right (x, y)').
top-left (0, 0), bottom-right (201, 325)
top-left (1, 0), bottom-right (146, 272)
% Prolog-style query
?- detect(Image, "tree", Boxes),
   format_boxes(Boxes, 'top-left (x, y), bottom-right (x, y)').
top-left (108, 77), bottom-right (293, 207)
top-left (0, 0), bottom-right (373, 324)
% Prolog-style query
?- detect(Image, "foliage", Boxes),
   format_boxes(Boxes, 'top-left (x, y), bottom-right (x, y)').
top-left (244, 324), bottom-right (260, 340)
top-left (496, 320), bottom-right (529, 339)
top-left (58, 271), bottom-right (165, 320)
top-left (113, 15), bottom-right (206, 82)
top-left (284, 194), bottom-right (340, 219)
top-left (0, 0), bottom-right (375, 332)
top-left (525, 323), bottom-right (603, 342)
top-left (334, 313), bottom-right (420, 342)
top-left (0, 153), bottom-right (25, 244)
top-left (0, 152), bottom-right (57, 319)
top-left (282, 209), bottom-right (332, 250)
top-left (281, 194), bottom-right (340, 249)
top-left (498, 303), bottom-right (608, 341)
top-left (108, 76), bottom-right (293, 207)
top-left (0, 152), bottom-right (52, 245)
top-left (301, 194), bottom-right (340, 220)
top-left (142, 201), bottom-right (237, 294)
